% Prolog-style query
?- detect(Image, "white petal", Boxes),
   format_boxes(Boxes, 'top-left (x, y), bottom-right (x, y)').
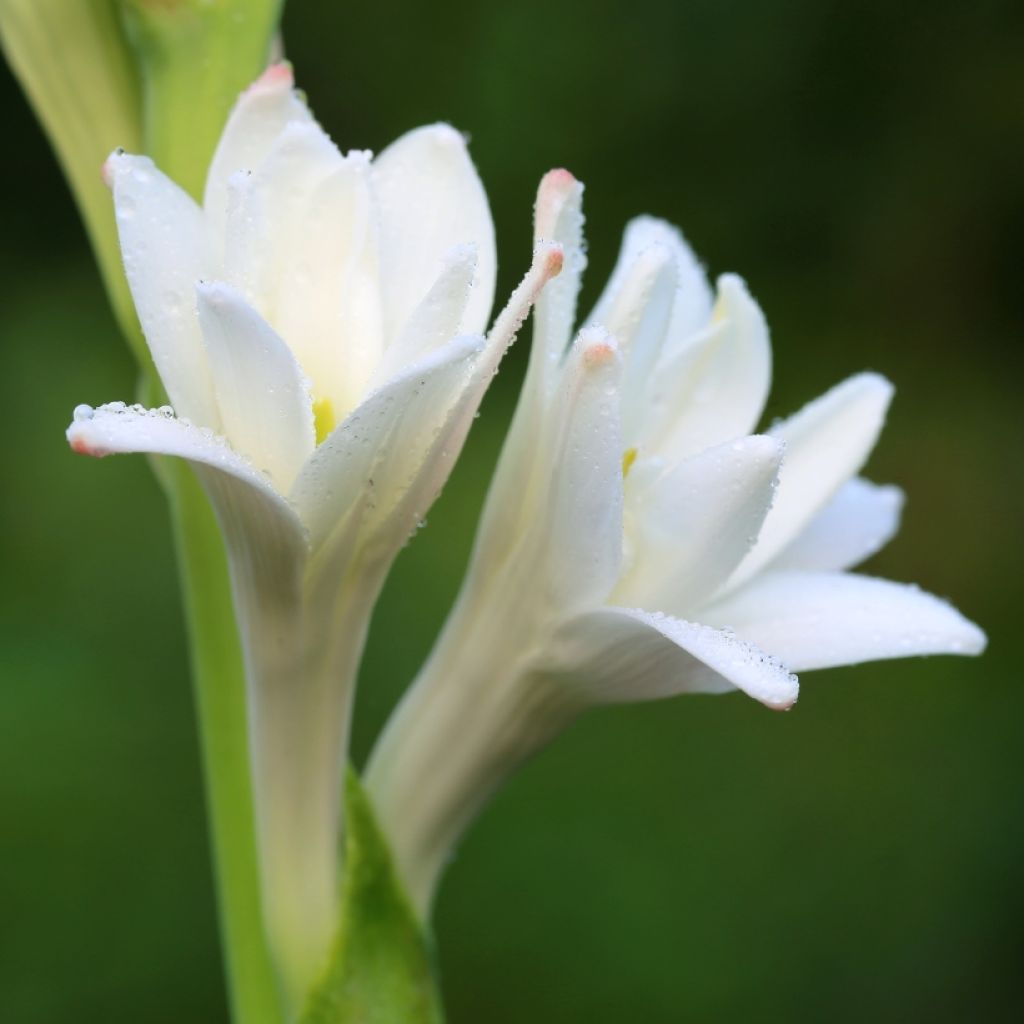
top-left (287, 244), bottom-right (562, 563)
top-left (224, 126), bottom-right (381, 414)
top-left (700, 570), bottom-right (987, 671)
top-left (374, 242), bottom-right (566, 562)
top-left (540, 329), bottom-right (625, 613)
top-left (770, 477), bottom-right (904, 572)
top-left (289, 336), bottom-right (483, 551)
top-left (586, 241), bottom-right (678, 445)
top-left (66, 401), bottom-right (305, 552)
top-left (588, 215), bottom-right (713, 347)
top-left (203, 63), bottom-right (313, 253)
top-left (615, 435), bottom-right (783, 613)
top-left (372, 124), bottom-right (496, 347)
top-left (529, 169), bottom-right (586, 397)
top-left (369, 244), bottom-right (477, 385)
top-left (196, 282), bottom-right (315, 492)
top-left (728, 373), bottom-right (894, 589)
top-left (644, 274), bottom-right (771, 461)
top-left (106, 152), bottom-right (217, 426)
top-left (542, 606), bottom-right (799, 710)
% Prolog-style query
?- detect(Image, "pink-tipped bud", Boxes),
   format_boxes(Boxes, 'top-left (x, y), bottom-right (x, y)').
top-left (535, 168), bottom-right (580, 241)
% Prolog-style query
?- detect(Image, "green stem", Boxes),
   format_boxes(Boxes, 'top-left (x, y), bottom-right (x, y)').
top-left (118, 5), bottom-right (287, 1019)
top-left (116, 0), bottom-right (285, 198)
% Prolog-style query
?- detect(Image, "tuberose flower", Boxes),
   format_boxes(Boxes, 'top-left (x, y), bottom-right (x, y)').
top-left (366, 169), bottom-right (986, 915)
top-left (65, 64), bottom-right (562, 1002)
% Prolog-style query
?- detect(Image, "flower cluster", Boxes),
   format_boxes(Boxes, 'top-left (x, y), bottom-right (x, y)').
top-left (65, 66), bottom-right (984, 1008)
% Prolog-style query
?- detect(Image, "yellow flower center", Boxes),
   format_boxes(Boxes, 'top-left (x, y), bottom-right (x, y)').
top-left (313, 398), bottom-right (336, 445)
top-left (622, 447), bottom-right (638, 478)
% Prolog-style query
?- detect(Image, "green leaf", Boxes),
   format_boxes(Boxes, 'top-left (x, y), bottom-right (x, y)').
top-left (301, 772), bottom-right (445, 1024)
top-left (0, 0), bottom-right (145, 361)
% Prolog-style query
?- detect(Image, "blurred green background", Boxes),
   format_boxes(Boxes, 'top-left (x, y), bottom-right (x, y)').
top-left (2, 0), bottom-right (1022, 1020)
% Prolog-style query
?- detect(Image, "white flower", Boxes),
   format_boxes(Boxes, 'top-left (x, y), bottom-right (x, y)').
top-left (366, 169), bottom-right (986, 915)
top-left (65, 63), bottom-right (562, 1002)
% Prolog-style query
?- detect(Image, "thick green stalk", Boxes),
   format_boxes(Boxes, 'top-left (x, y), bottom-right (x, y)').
top-left (121, 3), bottom-right (288, 1020)
top-left (116, 0), bottom-right (284, 198)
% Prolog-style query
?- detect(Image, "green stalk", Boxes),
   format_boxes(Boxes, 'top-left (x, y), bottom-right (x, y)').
top-left (119, 4), bottom-right (288, 1020)
top-left (116, 0), bottom-right (285, 198)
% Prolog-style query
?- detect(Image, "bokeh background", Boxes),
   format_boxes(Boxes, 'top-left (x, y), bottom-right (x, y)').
top-left (2, 1), bottom-right (1022, 1020)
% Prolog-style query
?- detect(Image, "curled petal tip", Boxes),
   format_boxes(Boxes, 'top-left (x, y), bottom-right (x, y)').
top-left (583, 340), bottom-right (618, 369)
top-left (576, 325), bottom-right (618, 368)
top-left (251, 61), bottom-right (294, 92)
top-left (542, 167), bottom-right (578, 189)
top-left (429, 123), bottom-right (467, 148)
top-left (535, 169), bottom-right (582, 239)
top-left (537, 241), bottom-right (564, 278)
top-left (101, 147), bottom-right (130, 189)
top-left (101, 157), bottom-right (116, 189)
top-left (67, 407), bottom-right (105, 457)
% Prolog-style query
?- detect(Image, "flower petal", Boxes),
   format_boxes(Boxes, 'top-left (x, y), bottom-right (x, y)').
top-left (66, 402), bottom-right (301, 523)
top-left (540, 329), bottom-right (625, 613)
top-left (644, 273), bottom-right (772, 462)
top-left (289, 336), bottom-right (484, 551)
top-left (106, 152), bottom-right (217, 426)
top-left (529, 169), bottom-right (586, 397)
top-left (203, 62), bottom-right (313, 253)
top-left (615, 435), bottom-right (784, 613)
top-left (542, 605), bottom-right (799, 710)
top-left (371, 124), bottom-right (496, 347)
top-left (369, 244), bottom-right (477, 386)
top-left (196, 281), bottom-right (315, 492)
top-left (769, 477), bottom-right (904, 572)
top-left (588, 215), bottom-right (713, 349)
top-left (586, 240), bottom-right (678, 445)
top-left (727, 372), bottom-right (894, 589)
top-left (224, 125), bottom-right (381, 415)
top-left (700, 570), bottom-right (987, 671)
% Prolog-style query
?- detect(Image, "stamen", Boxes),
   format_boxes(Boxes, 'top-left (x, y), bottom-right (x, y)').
top-left (313, 398), bottom-right (335, 445)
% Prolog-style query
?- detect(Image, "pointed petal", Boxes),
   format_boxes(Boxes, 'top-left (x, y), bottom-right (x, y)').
top-left (289, 336), bottom-right (484, 551)
top-left (728, 373), bottom-right (894, 589)
top-left (770, 477), bottom-right (904, 572)
top-left (66, 401), bottom-right (305, 561)
top-left (203, 62), bottom-right (313, 251)
top-left (543, 606), bottom-right (799, 710)
top-left (196, 282), bottom-right (315, 492)
top-left (529, 169), bottom-right (586, 396)
top-left (369, 244), bottom-right (477, 385)
top-left (700, 570), bottom-right (986, 671)
top-left (541, 329), bottom-right (625, 612)
top-left (588, 215), bottom-right (713, 347)
top-left (106, 152), bottom-right (216, 426)
top-left (645, 274), bottom-right (771, 461)
top-left (615, 435), bottom-right (784, 612)
top-left (372, 124), bottom-right (496, 346)
top-left (224, 126), bottom-right (381, 414)
top-left (586, 241), bottom-right (678, 445)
